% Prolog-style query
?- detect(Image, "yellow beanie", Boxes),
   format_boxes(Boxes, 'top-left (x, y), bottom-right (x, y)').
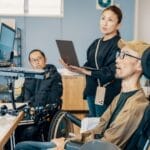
top-left (118, 39), bottom-right (150, 56)
top-left (118, 39), bottom-right (150, 79)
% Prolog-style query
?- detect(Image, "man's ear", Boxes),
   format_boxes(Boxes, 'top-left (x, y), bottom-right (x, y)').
top-left (137, 60), bottom-right (142, 72)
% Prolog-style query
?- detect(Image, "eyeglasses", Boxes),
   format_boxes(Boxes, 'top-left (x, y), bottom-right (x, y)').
top-left (116, 51), bottom-right (141, 60)
top-left (30, 56), bottom-right (43, 63)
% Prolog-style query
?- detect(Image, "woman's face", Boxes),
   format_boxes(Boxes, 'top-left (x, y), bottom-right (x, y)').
top-left (100, 10), bottom-right (120, 36)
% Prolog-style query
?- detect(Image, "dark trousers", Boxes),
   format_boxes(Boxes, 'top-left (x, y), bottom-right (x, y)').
top-left (86, 96), bottom-right (107, 117)
top-left (15, 121), bottom-right (50, 144)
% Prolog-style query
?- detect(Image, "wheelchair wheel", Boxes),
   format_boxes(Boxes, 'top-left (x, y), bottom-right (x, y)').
top-left (48, 111), bottom-right (74, 140)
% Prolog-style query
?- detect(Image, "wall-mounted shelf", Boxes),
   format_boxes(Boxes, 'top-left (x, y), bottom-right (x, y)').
top-left (14, 27), bottom-right (22, 66)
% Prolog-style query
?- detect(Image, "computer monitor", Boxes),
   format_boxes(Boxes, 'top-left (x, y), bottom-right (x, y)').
top-left (0, 23), bottom-right (16, 61)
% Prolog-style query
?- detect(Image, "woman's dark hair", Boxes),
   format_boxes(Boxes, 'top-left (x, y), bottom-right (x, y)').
top-left (102, 5), bottom-right (123, 24)
top-left (28, 49), bottom-right (46, 61)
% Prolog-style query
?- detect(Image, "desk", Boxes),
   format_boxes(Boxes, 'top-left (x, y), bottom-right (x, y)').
top-left (62, 75), bottom-right (88, 111)
top-left (61, 75), bottom-right (88, 134)
top-left (0, 103), bottom-right (24, 149)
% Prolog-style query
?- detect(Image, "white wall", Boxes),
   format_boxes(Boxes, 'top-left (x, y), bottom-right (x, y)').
top-left (1, 0), bottom-right (136, 68)
top-left (19, 0), bottom-right (135, 68)
top-left (135, 0), bottom-right (150, 43)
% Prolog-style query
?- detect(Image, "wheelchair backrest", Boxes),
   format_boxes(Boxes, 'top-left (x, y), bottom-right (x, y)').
top-left (125, 104), bottom-right (150, 150)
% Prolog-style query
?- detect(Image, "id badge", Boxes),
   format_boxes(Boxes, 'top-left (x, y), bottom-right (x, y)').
top-left (95, 86), bottom-right (106, 105)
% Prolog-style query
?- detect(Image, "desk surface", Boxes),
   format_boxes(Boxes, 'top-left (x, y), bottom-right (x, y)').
top-left (61, 75), bottom-right (88, 111)
top-left (0, 103), bottom-right (24, 149)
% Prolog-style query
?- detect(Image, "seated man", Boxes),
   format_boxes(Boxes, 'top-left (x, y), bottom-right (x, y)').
top-left (15, 40), bottom-right (150, 150)
top-left (15, 49), bottom-right (63, 142)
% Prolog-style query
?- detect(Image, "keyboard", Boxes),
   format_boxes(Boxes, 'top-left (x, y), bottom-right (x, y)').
top-left (0, 67), bottom-right (44, 73)
top-left (0, 67), bottom-right (48, 79)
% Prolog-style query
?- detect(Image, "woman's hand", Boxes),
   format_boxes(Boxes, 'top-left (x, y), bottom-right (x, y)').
top-left (68, 65), bottom-right (92, 75)
top-left (59, 58), bottom-right (91, 75)
top-left (59, 58), bottom-right (70, 70)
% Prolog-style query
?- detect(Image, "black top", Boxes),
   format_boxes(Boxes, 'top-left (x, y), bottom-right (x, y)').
top-left (106, 90), bottom-right (139, 129)
top-left (83, 35), bottom-right (121, 106)
top-left (17, 64), bottom-right (63, 107)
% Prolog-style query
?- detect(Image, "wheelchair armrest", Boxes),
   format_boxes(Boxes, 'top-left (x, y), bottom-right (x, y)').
top-left (64, 140), bottom-right (120, 150)
top-left (80, 140), bottom-right (120, 150)
top-left (65, 141), bottom-right (83, 150)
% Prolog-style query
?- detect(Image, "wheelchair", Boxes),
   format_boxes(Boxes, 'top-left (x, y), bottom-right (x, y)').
top-left (11, 101), bottom-right (149, 150)
top-left (47, 111), bottom-right (81, 140)
top-left (15, 102), bottom-right (63, 143)
top-left (48, 104), bottom-right (150, 150)
top-left (47, 110), bottom-right (121, 150)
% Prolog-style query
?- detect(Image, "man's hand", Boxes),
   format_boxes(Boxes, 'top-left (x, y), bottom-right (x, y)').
top-left (51, 137), bottom-right (66, 150)
top-left (81, 131), bottom-right (94, 142)
top-left (68, 131), bottom-right (92, 143)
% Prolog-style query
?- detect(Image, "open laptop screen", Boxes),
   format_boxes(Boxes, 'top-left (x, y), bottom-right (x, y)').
top-left (0, 23), bottom-right (16, 61)
top-left (56, 40), bottom-right (97, 70)
top-left (56, 40), bottom-right (80, 67)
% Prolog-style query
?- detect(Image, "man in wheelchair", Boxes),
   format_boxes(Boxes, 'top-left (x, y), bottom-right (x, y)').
top-left (15, 40), bottom-right (150, 150)
top-left (15, 49), bottom-right (63, 143)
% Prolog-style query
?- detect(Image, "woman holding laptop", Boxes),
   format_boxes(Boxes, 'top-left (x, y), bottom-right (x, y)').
top-left (60, 5), bottom-right (122, 117)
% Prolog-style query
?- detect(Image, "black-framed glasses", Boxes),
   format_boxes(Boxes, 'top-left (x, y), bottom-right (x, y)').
top-left (30, 56), bottom-right (43, 63)
top-left (116, 51), bottom-right (141, 60)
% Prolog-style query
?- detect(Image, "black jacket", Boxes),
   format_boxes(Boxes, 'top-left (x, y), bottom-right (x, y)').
top-left (17, 64), bottom-right (63, 107)
top-left (83, 35), bottom-right (121, 106)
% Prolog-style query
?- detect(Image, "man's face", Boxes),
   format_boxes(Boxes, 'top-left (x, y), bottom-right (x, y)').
top-left (115, 47), bottom-right (141, 79)
top-left (29, 51), bottom-right (46, 69)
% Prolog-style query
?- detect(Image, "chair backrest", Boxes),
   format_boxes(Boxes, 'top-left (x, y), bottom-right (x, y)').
top-left (80, 140), bottom-right (120, 150)
top-left (125, 104), bottom-right (150, 150)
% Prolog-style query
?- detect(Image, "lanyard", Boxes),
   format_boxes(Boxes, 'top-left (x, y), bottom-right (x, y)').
top-left (95, 39), bottom-right (101, 86)
top-left (94, 39), bottom-right (112, 87)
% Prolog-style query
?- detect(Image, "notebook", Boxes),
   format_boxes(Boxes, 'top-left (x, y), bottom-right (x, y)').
top-left (0, 23), bottom-right (16, 67)
top-left (56, 40), bottom-right (97, 70)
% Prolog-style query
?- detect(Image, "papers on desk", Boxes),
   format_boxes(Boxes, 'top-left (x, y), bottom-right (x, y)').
top-left (0, 110), bottom-right (24, 148)
top-left (57, 68), bottom-right (80, 76)
top-left (0, 114), bottom-right (16, 135)
top-left (0, 113), bottom-right (16, 120)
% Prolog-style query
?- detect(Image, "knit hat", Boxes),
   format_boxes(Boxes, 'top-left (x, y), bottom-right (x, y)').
top-left (118, 39), bottom-right (150, 79)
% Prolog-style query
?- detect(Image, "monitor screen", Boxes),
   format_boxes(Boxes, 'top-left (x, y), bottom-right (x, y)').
top-left (0, 23), bottom-right (16, 61)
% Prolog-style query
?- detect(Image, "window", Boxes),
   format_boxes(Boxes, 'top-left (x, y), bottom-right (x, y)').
top-left (0, 0), bottom-right (24, 16)
top-left (0, 0), bottom-right (63, 17)
top-left (27, 0), bottom-right (63, 17)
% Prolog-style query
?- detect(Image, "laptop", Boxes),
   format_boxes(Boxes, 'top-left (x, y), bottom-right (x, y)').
top-left (0, 23), bottom-right (16, 67)
top-left (56, 40), bottom-right (97, 70)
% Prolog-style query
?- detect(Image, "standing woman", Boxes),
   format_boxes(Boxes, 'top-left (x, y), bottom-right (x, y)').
top-left (61, 5), bottom-right (122, 117)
